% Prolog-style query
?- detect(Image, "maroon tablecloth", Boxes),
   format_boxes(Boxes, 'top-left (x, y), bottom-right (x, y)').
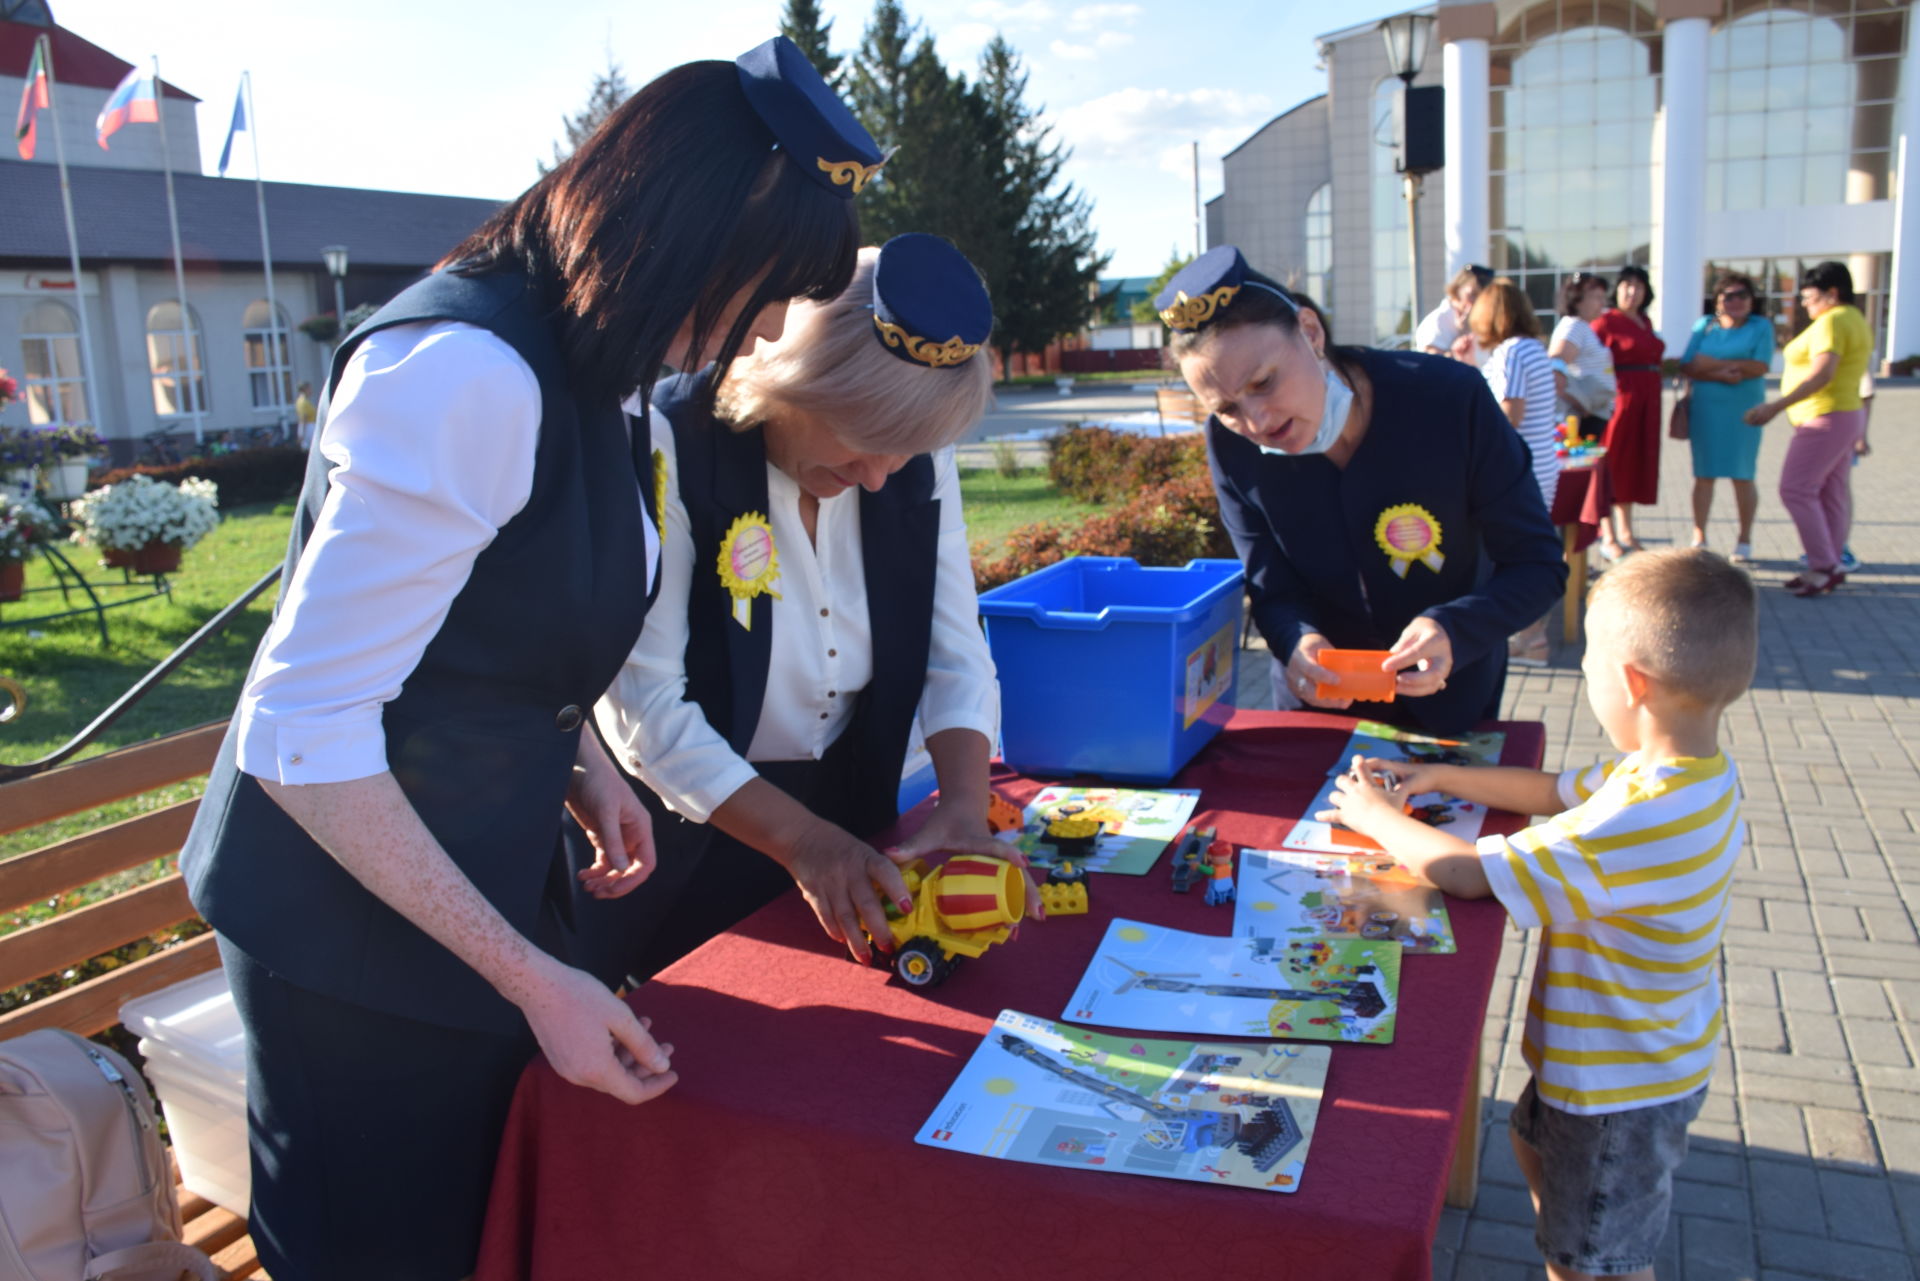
top-left (1552, 459), bottom-right (1612, 553)
top-left (476, 710), bottom-right (1545, 1281)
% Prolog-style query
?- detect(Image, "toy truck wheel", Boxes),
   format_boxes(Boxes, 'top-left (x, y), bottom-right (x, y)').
top-left (895, 939), bottom-right (953, 988)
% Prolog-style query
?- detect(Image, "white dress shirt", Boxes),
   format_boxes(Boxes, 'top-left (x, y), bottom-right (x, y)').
top-left (596, 401), bottom-right (1000, 823)
top-left (235, 320), bottom-right (659, 785)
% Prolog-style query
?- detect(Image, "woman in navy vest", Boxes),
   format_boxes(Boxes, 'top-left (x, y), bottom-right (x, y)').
top-left (179, 38), bottom-right (878, 1281)
top-left (570, 234), bottom-right (1020, 988)
top-left (1163, 246), bottom-right (1566, 735)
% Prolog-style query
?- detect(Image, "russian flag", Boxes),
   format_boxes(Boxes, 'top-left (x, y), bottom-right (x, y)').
top-left (96, 65), bottom-right (159, 150)
top-left (14, 37), bottom-right (48, 160)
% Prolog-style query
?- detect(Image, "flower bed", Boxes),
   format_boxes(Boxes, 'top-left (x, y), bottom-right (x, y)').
top-left (69, 474), bottom-right (221, 566)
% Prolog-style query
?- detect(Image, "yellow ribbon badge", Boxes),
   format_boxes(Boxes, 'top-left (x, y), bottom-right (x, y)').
top-left (1374, 503), bottom-right (1445, 578)
top-left (716, 512), bottom-right (781, 629)
top-left (651, 448), bottom-right (667, 544)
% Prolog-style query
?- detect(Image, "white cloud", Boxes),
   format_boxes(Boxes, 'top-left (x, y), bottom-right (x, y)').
top-left (965, 0), bottom-right (1056, 26)
top-left (1096, 31), bottom-right (1133, 49)
top-left (1050, 39), bottom-right (1098, 60)
top-left (1056, 85), bottom-right (1275, 165)
top-left (1068, 3), bottom-right (1142, 29)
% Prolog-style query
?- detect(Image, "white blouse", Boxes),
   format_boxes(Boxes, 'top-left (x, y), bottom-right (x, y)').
top-left (234, 320), bottom-right (660, 785)
top-left (1550, 315), bottom-right (1616, 387)
top-left (595, 401), bottom-right (1000, 824)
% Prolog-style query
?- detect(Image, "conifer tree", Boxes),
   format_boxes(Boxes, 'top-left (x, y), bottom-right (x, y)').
top-left (780, 0), bottom-right (843, 89)
top-left (540, 53), bottom-right (631, 174)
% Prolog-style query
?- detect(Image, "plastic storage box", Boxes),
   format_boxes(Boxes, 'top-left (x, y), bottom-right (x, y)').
top-left (977, 556), bottom-right (1245, 782)
top-left (119, 969), bottom-right (250, 1216)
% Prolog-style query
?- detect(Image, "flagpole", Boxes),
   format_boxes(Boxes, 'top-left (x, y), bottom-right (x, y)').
top-left (152, 56), bottom-right (203, 444)
top-left (241, 71), bottom-right (287, 438)
top-left (37, 35), bottom-right (106, 441)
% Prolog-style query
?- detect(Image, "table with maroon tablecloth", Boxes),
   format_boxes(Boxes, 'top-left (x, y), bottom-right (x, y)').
top-left (476, 710), bottom-right (1545, 1281)
top-left (1552, 457), bottom-right (1612, 643)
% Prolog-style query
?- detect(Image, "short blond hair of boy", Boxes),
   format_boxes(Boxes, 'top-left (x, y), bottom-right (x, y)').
top-left (1588, 548), bottom-right (1757, 709)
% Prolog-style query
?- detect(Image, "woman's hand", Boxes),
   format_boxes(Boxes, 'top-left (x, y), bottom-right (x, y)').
top-left (1744, 400), bottom-right (1785, 427)
top-left (567, 737), bottom-right (656, 900)
top-left (785, 821), bottom-right (917, 963)
top-left (1285, 634), bottom-right (1351, 710)
top-left (889, 800), bottom-right (1045, 922)
top-left (1385, 616), bottom-right (1452, 698)
top-left (513, 954), bottom-right (678, 1105)
top-left (1315, 757), bottom-right (1404, 840)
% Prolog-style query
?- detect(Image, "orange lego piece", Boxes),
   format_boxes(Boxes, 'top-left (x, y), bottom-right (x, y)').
top-left (1314, 649), bottom-right (1396, 703)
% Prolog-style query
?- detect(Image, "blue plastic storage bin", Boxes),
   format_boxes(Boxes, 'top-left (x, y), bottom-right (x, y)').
top-left (978, 556), bottom-right (1245, 782)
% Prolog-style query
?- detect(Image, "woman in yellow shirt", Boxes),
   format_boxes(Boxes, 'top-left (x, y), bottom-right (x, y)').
top-left (1745, 262), bottom-right (1871, 596)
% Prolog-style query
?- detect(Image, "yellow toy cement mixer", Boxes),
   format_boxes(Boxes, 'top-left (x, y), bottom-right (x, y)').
top-left (880, 855), bottom-right (1026, 989)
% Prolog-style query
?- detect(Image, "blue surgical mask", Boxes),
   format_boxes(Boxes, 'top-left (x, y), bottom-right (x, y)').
top-left (1258, 359), bottom-right (1353, 457)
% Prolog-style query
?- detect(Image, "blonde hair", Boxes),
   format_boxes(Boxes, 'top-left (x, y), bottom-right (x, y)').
top-left (1468, 278), bottom-right (1541, 347)
top-left (1587, 549), bottom-right (1757, 709)
top-left (715, 246), bottom-right (994, 454)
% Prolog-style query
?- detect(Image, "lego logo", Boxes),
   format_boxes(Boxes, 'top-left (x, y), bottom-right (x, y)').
top-left (932, 1130), bottom-right (953, 1141)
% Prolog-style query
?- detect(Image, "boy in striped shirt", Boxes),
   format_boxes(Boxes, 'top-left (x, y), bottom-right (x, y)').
top-left (1322, 548), bottom-right (1754, 1281)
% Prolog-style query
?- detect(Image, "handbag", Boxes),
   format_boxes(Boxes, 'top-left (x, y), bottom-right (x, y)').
top-left (1668, 385), bottom-right (1691, 441)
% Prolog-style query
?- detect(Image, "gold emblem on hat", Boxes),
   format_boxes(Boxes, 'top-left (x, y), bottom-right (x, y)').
top-left (1159, 284), bottom-right (1241, 331)
top-left (873, 316), bottom-right (981, 368)
top-left (817, 156), bottom-right (887, 193)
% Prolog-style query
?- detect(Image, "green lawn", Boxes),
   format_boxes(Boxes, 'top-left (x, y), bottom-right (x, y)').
top-left (957, 466), bottom-right (1097, 552)
top-left (0, 502), bottom-right (293, 862)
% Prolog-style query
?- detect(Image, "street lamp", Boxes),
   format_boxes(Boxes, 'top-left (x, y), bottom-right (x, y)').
top-left (1379, 12), bottom-right (1438, 344)
top-left (321, 245), bottom-right (349, 341)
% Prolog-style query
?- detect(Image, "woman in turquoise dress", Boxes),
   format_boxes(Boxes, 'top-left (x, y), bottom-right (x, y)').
top-left (1679, 272), bottom-right (1775, 562)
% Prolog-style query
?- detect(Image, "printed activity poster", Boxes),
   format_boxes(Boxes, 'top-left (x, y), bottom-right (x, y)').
top-left (1064, 919), bottom-right (1401, 1044)
top-left (1281, 721), bottom-right (1506, 856)
top-left (1184, 622), bottom-right (1237, 728)
top-left (917, 1010), bottom-right (1330, 1193)
top-left (1000, 786), bottom-right (1201, 876)
top-left (1234, 849), bottom-right (1456, 955)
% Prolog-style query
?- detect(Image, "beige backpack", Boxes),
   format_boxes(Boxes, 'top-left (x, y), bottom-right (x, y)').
top-left (0, 1029), bottom-right (218, 1281)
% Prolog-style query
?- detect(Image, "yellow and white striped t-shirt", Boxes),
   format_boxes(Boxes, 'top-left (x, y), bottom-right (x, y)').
top-left (1477, 752), bottom-right (1742, 1116)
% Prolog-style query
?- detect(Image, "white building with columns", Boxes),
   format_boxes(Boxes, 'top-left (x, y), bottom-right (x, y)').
top-left (1207, 0), bottom-right (1918, 365)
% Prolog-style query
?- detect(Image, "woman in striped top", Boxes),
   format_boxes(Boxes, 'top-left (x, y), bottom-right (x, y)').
top-left (1319, 548), bottom-right (1755, 1281)
top-left (1471, 279), bottom-right (1560, 666)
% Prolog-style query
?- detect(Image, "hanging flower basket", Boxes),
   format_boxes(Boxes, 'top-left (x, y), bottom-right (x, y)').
top-left (0, 561), bottom-right (22, 602)
top-left (132, 540), bottom-right (183, 575)
top-left (44, 459), bottom-right (92, 501)
top-left (101, 545), bottom-right (133, 569)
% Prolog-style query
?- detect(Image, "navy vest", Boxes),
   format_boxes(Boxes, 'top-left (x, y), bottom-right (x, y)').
top-left (181, 269), bottom-right (658, 1035)
top-left (655, 370), bottom-right (938, 838)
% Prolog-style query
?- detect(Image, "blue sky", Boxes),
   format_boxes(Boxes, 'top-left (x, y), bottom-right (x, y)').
top-left (54, 0), bottom-right (1416, 276)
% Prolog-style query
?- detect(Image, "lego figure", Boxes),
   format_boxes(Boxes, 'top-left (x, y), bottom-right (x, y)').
top-left (1203, 839), bottom-right (1236, 906)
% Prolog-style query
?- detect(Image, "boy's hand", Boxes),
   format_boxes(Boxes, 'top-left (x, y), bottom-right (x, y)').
top-left (1316, 755), bottom-right (1404, 837)
top-left (1359, 755), bottom-right (1444, 797)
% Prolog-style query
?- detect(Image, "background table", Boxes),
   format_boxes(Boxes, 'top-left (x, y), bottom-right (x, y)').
top-left (1552, 455), bottom-right (1612, 644)
top-left (477, 710), bottom-right (1545, 1281)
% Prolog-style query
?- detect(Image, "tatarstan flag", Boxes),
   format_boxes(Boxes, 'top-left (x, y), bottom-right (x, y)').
top-left (96, 65), bottom-right (159, 150)
top-left (14, 37), bottom-right (48, 160)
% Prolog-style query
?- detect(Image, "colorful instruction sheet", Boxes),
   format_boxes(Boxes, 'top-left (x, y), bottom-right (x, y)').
top-left (1064, 919), bottom-right (1401, 1044)
top-left (998, 785), bottom-right (1201, 876)
top-left (916, 1010), bottom-right (1330, 1193)
top-left (1282, 721), bottom-right (1506, 856)
top-left (1234, 849), bottom-right (1456, 955)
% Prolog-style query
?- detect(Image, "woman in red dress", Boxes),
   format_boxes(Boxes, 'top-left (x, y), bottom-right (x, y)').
top-left (1589, 266), bottom-right (1666, 557)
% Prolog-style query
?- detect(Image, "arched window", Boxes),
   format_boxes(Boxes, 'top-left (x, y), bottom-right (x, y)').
top-left (146, 301), bottom-right (207, 418)
top-left (243, 299), bottom-right (293, 411)
top-left (20, 301), bottom-right (88, 427)
top-left (1303, 183), bottom-right (1332, 307)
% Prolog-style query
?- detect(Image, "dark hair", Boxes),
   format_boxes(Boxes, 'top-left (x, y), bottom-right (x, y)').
top-left (1711, 272), bottom-right (1764, 318)
top-left (1613, 265), bottom-right (1654, 318)
top-left (441, 60), bottom-right (858, 408)
top-left (1164, 265), bottom-right (1362, 377)
top-left (1559, 271), bottom-right (1608, 317)
top-left (1447, 265), bottom-right (1494, 301)
top-left (1799, 260), bottom-right (1857, 306)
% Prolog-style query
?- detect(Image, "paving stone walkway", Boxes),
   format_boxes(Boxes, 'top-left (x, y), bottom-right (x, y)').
top-left (1235, 389), bottom-right (1920, 1280)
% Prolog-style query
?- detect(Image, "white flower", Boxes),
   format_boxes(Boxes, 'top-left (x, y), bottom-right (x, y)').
top-left (0, 490), bottom-right (54, 562)
top-left (72, 474), bottom-right (221, 553)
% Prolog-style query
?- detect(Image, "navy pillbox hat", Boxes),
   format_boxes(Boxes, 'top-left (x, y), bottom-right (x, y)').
top-left (871, 233), bottom-right (993, 369)
top-left (1154, 244), bottom-right (1293, 331)
top-left (736, 36), bottom-right (886, 198)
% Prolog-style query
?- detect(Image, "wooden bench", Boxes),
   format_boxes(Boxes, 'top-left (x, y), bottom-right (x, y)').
top-left (1153, 385), bottom-right (1208, 431)
top-left (0, 721), bottom-right (268, 1280)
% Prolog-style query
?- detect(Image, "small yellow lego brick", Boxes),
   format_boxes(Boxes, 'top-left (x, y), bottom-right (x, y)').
top-left (1039, 881), bottom-right (1090, 916)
